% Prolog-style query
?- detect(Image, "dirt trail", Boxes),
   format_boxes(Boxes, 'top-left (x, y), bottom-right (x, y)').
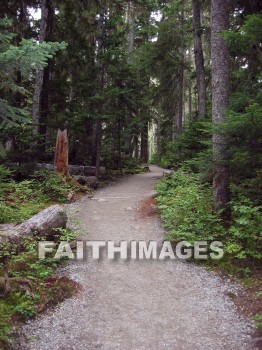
top-left (18, 165), bottom-right (255, 350)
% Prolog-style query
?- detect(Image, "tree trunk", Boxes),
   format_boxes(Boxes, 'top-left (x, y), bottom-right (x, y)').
top-left (32, 0), bottom-right (48, 139)
top-left (211, 0), bottom-right (231, 214)
top-left (134, 135), bottom-right (139, 160)
top-left (175, 0), bottom-right (185, 136)
top-left (55, 129), bottom-right (69, 176)
top-left (188, 48), bottom-right (193, 119)
top-left (127, 1), bottom-right (135, 61)
top-left (140, 121), bottom-right (148, 162)
top-left (125, 1), bottom-right (136, 156)
top-left (94, 6), bottom-right (106, 177)
top-left (157, 115), bottom-right (161, 165)
top-left (95, 120), bottom-right (102, 177)
top-left (193, 0), bottom-right (207, 120)
top-left (39, 0), bottom-right (54, 157)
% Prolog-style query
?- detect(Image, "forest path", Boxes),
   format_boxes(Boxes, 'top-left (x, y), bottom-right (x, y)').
top-left (19, 165), bottom-right (254, 350)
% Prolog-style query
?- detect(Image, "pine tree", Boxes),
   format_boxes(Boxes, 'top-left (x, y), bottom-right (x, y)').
top-left (211, 0), bottom-right (231, 214)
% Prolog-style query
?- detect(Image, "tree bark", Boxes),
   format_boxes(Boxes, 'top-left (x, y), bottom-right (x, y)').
top-left (39, 0), bottom-right (54, 156)
top-left (125, 1), bottom-right (136, 155)
top-left (193, 0), bottom-right (207, 119)
top-left (127, 1), bottom-right (135, 61)
top-left (174, 0), bottom-right (185, 136)
top-left (0, 205), bottom-right (67, 246)
top-left (95, 120), bottom-right (102, 177)
top-left (211, 0), bottom-right (231, 214)
top-left (133, 135), bottom-right (139, 159)
top-left (95, 6), bottom-right (106, 177)
top-left (32, 0), bottom-right (48, 139)
top-left (140, 121), bottom-right (149, 162)
top-left (55, 129), bottom-right (69, 176)
top-left (157, 115), bottom-right (161, 164)
top-left (188, 48), bottom-right (193, 119)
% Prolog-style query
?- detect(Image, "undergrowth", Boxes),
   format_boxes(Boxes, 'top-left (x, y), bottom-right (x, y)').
top-left (0, 166), bottom-right (87, 224)
top-left (156, 169), bottom-right (262, 267)
top-left (0, 228), bottom-right (80, 350)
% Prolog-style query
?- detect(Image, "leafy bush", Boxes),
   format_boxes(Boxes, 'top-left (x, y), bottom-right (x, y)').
top-left (159, 120), bottom-right (211, 170)
top-left (156, 170), bottom-right (223, 243)
top-left (0, 203), bottom-right (14, 224)
top-left (156, 171), bottom-right (262, 262)
top-left (33, 169), bottom-right (72, 202)
top-left (226, 198), bottom-right (262, 259)
top-left (0, 166), bottom-right (84, 224)
top-left (0, 236), bottom-right (77, 348)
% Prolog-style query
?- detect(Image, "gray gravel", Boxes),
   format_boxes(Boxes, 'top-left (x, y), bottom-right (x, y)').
top-left (16, 166), bottom-right (255, 350)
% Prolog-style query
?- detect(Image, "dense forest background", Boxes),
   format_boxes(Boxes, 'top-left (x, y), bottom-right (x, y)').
top-left (0, 0), bottom-right (261, 261)
top-left (0, 1), bottom-right (261, 346)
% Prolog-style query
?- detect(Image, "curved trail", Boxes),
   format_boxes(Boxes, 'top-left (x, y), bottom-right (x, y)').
top-left (18, 166), bottom-right (254, 350)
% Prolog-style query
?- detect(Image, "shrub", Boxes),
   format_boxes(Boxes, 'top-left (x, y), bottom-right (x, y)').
top-left (156, 171), bottom-right (262, 263)
top-left (156, 170), bottom-right (223, 243)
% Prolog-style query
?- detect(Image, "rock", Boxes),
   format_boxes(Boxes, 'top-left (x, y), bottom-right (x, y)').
top-left (73, 175), bottom-right (98, 189)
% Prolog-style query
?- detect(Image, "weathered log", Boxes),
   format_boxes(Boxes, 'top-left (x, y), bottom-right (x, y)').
top-left (69, 165), bottom-right (105, 176)
top-left (36, 164), bottom-right (105, 176)
top-left (0, 205), bottom-right (67, 245)
top-left (73, 175), bottom-right (98, 189)
top-left (7, 163), bottom-right (106, 176)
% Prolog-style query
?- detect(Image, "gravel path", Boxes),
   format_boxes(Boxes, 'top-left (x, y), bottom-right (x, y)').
top-left (17, 165), bottom-right (255, 350)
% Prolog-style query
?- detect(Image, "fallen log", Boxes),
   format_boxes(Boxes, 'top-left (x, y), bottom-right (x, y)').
top-left (0, 205), bottom-right (67, 296)
top-left (0, 204), bottom-right (67, 245)
top-left (7, 163), bottom-right (106, 176)
top-left (36, 164), bottom-right (105, 176)
top-left (68, 165), bottom-right (105, 176)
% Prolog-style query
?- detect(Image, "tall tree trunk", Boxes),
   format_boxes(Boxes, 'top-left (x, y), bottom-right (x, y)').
top-left (127, 1), bottom-right (135, 61)
top-left (133, 135), bottom-right (139, 160)
top-left (95, 6), bottom-right (106, 177)
top-left (188, 48), bottom-right (193, 119)
top-left (175, 0), bottom-right (185, 135)
top-left (95, 120), bottom-right (102, 177)
top-left (39, 0), bottom-right (54, 157)
top-left (193, 0), bottom-right (207, 120)
top-left (117, 117), bottom-right (123, 175)
top-left (125, 1), bottom-right (136, 155)
top-left (157, 115), bottom-right (161, 165)
top-left (211, 0), bottom-right (231, 214)
top-left (32, 0), bottom-right (48, 140)
top-left (140, 121), bottom-right (148, 162)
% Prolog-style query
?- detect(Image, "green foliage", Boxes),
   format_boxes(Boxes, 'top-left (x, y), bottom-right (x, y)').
top-left (227, 103), bottom-right (262, 182)
top-left (0, 234), bottom-right (77, 348)
top-left (55, 227), bottom-right (77, 242)
top-left (157, 171), bottom-right (261, 262)
top-left (0, 18), bottom-right (67, 126)
top-left (223, 14), bottom-right (262, 57)
top-left (32, 170), bottom-right (73, 203)
top-left (158, 121), bottom-right (213, 175)
top-left (156, 170), bottom-right (223, 243)
top-left (0, 166), bottom-right (84, 224)
top-left (13, 293), bottom-right (36, 317)
top-left (226, 198), bottom-right (262, 259)
top-left (0, 302), bottom-right (14, 350)
top-left (252, 313), bottom-right (262, 331)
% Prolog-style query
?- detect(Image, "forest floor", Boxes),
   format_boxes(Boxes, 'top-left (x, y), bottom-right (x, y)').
top-left (16, 165), bottom-right (257, 350)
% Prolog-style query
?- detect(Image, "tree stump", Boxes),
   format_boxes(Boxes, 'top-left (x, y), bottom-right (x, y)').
top-left (55, 129), bottom-right (69, 176)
